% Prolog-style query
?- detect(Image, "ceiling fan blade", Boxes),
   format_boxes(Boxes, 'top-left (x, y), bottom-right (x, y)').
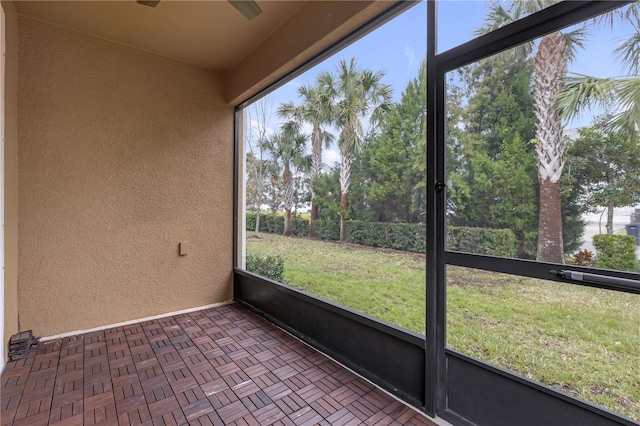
top-left (136, 0), bottom-right (261, 21)
top-left (136, 0), bottom-right (160, 7)
top-left (228, 0), bottom-right (262, 20)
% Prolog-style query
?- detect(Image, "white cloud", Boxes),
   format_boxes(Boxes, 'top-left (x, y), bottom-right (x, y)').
top-left (404, 45), bottom-right (419, 72)
top-left (301, 122), bottom-right (313, 137)
top-left (323, 149), bottom-right (340, 167)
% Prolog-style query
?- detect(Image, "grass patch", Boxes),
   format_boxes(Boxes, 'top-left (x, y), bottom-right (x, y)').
top-left (447, 267), bottom-right (640, 420)
top-left (246, 233), bottom-right (640, 421)
top-left (247, 234), bottom-right (426, 333)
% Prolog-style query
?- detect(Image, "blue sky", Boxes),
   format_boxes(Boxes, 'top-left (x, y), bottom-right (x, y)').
top-left (246, 1), bottom-right (637, 165)
top-left (275, 1), bottom-right (427, 105)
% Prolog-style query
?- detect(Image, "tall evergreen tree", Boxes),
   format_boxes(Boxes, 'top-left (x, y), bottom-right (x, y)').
top-left (448, 57), bottom-right (539, 257)
top-left (359, 60), bottom-right (426, 223)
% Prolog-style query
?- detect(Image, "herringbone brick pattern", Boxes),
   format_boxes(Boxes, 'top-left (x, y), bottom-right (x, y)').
top-left (1, 303), bottom-right (436, 426)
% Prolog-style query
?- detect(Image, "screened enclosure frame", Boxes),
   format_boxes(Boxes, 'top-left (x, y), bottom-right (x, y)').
top-left (234, 1), bottom-right (640, 425)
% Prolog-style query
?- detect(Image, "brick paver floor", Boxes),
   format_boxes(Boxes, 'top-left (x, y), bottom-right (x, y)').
top-left (1, 303), bottom-right (436, 426)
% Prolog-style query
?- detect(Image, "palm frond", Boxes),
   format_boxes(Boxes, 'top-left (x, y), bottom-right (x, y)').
top-left (614, 31), bottom-right (640, 76)
top-left (555, 74), bottom-right (617, 122)
top-left (474, 2), bottom-right (534, 64)
top-left (322, 130), bottom-right (335, 149)
top-left (277, 101), bottom-right (300, 121)
top-left (513, 0), bottom-right (561, 18)
top-left (610, 77), bottom-right (640, 137)
top-left (339, 130), bottom-right (362, 157)
top-left (280, 120), bottom-right (302, 138)
top-left (556, 75), bottom-right (640, 138)
top-left (474, 3), bottom-right (515, 36)
top-left (562, 26), bottom-right (588, 62)
top-left (593, 1), bottom-right (640, 28)
top-left (316, 71), bottom-right (336, 96)
top-left (476, 0), bottom-right (562, 36)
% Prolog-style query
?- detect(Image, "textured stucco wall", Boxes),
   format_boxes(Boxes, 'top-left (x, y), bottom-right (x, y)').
top-left (18, 16), bottom-right (234, 337)
top-left (3, 0), bottom-right (19, 361)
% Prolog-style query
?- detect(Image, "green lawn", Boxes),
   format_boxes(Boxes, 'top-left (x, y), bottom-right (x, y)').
top-left (246, 233), bottom-right (640, 421)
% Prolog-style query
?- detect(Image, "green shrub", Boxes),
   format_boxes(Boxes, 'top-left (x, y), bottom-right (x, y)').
top-left (315, 218), bottom-right (341, 241)
top-left (447, 226), bottom-right (517, 257)
top-left (347, 221), bottom-right (425, 252)
top-left (245, 254), bottom-right (285, 282)
top-left (593, 234), bottom-right (639, 272)
top-left (246, 211), bottom-right (257, 231)
top-left (246, 211), bottom-right (270, 233)
top-left (262, 213), bottom-right (283, 234)
top-left (292, 216), bottom-right (310, 236)
top-left (249, 213), bottom-right (516, 257)
top-left (246, 212), bottom-right (309, 236)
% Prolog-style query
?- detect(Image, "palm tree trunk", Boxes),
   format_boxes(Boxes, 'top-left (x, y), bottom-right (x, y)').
top-left (537, 179), bottom-right (564, 263)
top-left (339, 152), bottom-right (352, 242)
top-left (534, 32), bottom-right (568, 263)
top-left (284, 209), bottom-right (292, 236)
top-left (310, 193), bottom-right (318, 238)
top-left (340, 192), bottom-right (348, 242)
top-left (282, 166), bottom-right (294, 236)
top-left (309, 126), bottom-right (322, 238)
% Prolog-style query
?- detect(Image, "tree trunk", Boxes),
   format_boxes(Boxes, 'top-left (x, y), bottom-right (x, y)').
top-left (282, 165), bottom-right (294, 237)
top-left (310, 193), bottom-right (318, 238)
top-left (254, 211), bottom-right (260, 237)
top-left (284, 209), bottom-right (292, 236)
top-left (339, 152), bottom-right (352, 242)
top-left (606, 201), bottom-right (614, 234)
top-left (340, 192), bottom-right (348, 242)
top-left (534, 31), bottom-right (568, 263)
top-left (309, 125), bottom-right (322, 239)
top-left (537, 179), bottom-right (564, 263)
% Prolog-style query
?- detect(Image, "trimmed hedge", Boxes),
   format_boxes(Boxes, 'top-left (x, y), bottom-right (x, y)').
top-left (593, 234), bottom-right (639, 272)
top-left (447, 226), bottom-right (517, 258)
top-left (245, 254), bottom-right (285, 282)
top-left (315, 218), bottom-right (341, 241)
top-left (347, 221), bottom-right (425, 252)
top-left (246, 212), bottom-right (516, 256)
top-left (246, 211), bottom-right (309, 236)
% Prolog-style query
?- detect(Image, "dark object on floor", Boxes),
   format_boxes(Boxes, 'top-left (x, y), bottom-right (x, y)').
top-left (8, 330), bottom-right (39, 361)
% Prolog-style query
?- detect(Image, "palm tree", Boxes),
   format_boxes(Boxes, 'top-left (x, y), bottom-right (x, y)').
top-left (555, 4), bottom-right (640, 138)
top-left (267, 121), bottom-right (309, 236)
top-left (319, 57), bottom-right (392, 241)
top-left (278, 84), bottom-right (334, 238)
top-left (478, 1), bottom-right (586, 263)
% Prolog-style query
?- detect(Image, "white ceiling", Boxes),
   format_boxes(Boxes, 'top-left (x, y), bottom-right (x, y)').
top-left (15, 0), bottom-right (306, 71)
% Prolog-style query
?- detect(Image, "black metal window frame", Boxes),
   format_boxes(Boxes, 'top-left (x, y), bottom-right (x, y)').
top-left (427, 0), bottom-right (639, 422)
